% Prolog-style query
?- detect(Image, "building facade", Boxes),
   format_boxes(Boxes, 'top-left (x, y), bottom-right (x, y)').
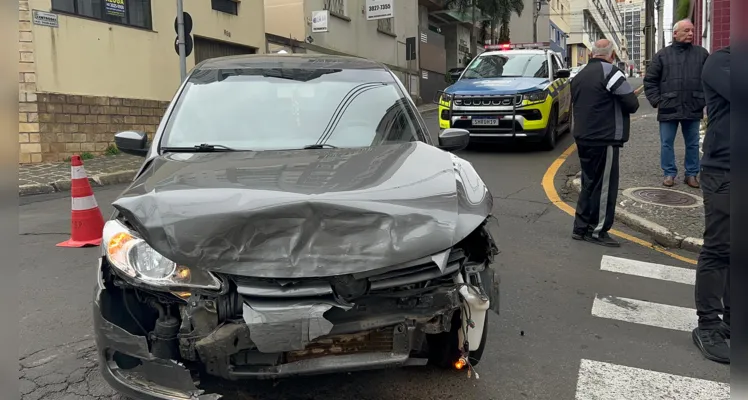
top-left (567, 0), bottom-right (626, 67)
top-left (264, 0), bottom-right (420, 98)
top-left (691, 0), bottom-right (730, 52)
top-left (18, 0), bottom-right (266, 164)
top-left (618, 0), bottom-right (645, 73)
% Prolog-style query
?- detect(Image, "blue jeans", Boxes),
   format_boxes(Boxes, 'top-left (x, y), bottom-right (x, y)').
top-left (659, 120), bottom-right (701, 177)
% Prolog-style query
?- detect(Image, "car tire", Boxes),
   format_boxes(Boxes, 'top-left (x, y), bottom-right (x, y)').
top-left (541, 106), bottom-right (558, 151)
top-left (427, 309), bottom-right (489, 368)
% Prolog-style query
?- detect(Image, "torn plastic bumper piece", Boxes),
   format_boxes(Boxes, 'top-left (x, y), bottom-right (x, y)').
top-left (94, 288), bottom-right (222, 400)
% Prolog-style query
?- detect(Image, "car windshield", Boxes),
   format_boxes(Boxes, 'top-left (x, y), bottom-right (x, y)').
top-left (460, 53), bottom-right (548, 79)
top-left (161, 67), bottom-right (425, 151)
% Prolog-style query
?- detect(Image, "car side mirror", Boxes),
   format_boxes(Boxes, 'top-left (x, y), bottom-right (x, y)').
top-left (450, 70), bottom-right (463, 82)
top-left (114, 131), bottom-right (149, 157)
top-left (438, 128), bottom-right (470, 152)
top-left (556, 69), bottom-right (571, 79)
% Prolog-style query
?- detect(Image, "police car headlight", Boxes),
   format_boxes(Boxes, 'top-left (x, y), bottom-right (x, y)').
top-left (440, 92), bottom-right (453, 103)
top-left (102, 220), bottom-right (222, 291)
top-left (523, 90), bottom-right (548, 103)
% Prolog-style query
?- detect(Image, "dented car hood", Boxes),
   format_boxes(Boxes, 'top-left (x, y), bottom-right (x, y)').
top-left (112, 142), bottom-right (492, 278)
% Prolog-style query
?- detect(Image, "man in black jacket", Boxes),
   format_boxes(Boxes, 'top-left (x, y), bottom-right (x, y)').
top-left (643, 19), bottom-right (709, 188)
top-left (693, 45), bottom-right (730, 364)
top-left (571, 39), bottom-right (640, 247)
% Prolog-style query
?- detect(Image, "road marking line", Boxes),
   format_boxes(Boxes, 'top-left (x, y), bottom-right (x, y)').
top-left (540, 99), bottom-right (698, 266)
top-left (600, 255), bottom-right (695, 285)
top-left (591, 294), bottom-right (697, 332)
top-left (575, 359), bottom-right (730, 400)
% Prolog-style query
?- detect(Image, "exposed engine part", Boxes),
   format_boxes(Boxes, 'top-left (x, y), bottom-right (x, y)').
top-left (147, 299), bottom-right (180, 360)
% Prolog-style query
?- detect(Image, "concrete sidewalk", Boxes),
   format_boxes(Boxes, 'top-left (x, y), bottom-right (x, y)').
top-left (567, 98), bottom-right (705, 253)
top-left (18, 103), bottom-right (440, 196)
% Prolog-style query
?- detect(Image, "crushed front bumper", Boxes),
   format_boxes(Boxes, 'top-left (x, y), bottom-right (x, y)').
top-left (93, 257), bottom-right (478, 399)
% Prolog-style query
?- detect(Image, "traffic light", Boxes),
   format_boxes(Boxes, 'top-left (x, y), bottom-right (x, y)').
top-left (174, 11), bottom-right (194, 57)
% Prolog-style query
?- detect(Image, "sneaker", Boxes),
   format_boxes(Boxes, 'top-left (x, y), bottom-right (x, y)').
top-left (692, 327), bottom-right (730, 363)
top-left (572, 232), bottom-right (585, 240)
top-left (719, 322), bottom-right (730, 339)
top-left (583, 232), bottom-right (621, 247)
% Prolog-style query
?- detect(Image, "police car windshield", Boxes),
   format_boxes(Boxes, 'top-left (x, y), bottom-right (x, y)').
top-left (461, 53), bottom-right (549, 80)
top-left (160, 68), bottom-right (425, 151)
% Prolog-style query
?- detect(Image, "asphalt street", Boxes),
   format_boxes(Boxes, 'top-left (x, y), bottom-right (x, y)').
top-left (19, 89), bottom-right (729, 400)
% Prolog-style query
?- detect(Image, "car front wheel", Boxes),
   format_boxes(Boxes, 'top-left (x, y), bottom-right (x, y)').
top-left (427, 309), bottom-right (489, 368)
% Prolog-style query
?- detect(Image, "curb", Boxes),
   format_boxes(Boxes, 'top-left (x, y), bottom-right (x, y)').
top-left (566, 174), bottom-right (703, 253)
top-left (18, 169), bottom-right (137, 197)
top-left (417, 104), bottom-right (438, 113)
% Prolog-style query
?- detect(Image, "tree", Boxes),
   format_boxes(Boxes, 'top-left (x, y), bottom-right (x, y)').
top-left (446, 0), bottom-right (525, 51)
top-left (675, 0), bottom-right (691, 21)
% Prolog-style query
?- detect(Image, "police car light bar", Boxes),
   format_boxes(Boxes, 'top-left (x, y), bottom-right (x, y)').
top-left (484, 42), bottom-right (551, 50)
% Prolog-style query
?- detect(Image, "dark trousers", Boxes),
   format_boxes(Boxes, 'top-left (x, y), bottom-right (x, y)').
top-left (573, 145), bottom-right (620, 238)
top-left (695, 167), bottom-right (730, 329)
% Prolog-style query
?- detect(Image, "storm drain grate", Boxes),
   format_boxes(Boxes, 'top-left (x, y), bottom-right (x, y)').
top-left (622, 187), bottom-right (703, 209)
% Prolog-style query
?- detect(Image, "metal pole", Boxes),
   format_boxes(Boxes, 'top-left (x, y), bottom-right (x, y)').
top-left (176, 0), bottom-right (187, 82)
top-left (533, 0), bottom-right (542, 43)
top-left (643, 0), bottom-right (654, 71)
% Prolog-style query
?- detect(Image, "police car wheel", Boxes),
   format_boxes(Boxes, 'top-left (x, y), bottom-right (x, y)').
top-left (541, 107), bottom-right (558, 150)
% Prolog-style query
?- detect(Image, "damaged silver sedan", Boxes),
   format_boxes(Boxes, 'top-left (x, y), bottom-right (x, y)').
top-left (94, 54), bottom-right (500, 399)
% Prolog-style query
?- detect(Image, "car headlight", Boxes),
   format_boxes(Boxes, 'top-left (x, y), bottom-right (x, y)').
top-left (102, 220), bottom-right (221, 291)
top-left (440, 92), bottom-right (453, 104)
top-left (523, 89), bottom-right (548, 103)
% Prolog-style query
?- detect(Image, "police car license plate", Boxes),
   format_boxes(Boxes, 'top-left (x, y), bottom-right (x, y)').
top-left (472, 117), bottom-right (499, 126)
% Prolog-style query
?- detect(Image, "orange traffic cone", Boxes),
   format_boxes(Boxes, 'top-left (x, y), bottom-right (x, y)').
top-left (57, 155), bottom-right (105, 248)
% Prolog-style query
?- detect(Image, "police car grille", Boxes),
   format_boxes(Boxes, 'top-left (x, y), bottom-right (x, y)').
top-left (455, 95), bottom-right (522, 106)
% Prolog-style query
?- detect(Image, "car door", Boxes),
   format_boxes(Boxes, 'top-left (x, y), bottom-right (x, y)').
top-left (551, 54), bottom-right (571, 123)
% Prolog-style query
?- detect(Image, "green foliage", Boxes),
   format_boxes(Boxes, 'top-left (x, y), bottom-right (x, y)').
top-left (104, 144), bottom-right (120, 156)
top-left (676, 0), bottom-right (691, 21)
top-left (80, 152), bottom-right (95, 160)
top-left (445, 0), bottom-right (525, 45)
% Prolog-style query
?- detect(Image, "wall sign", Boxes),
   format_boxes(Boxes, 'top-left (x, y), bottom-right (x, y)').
top-left (366, 0), bottom-right (393, 20)
top-left (312, 10), bottom-right (329, 33)
top-left (105, 0), bottom-right (125, 17)
top-left (32, 10), bottom-right (58, 28)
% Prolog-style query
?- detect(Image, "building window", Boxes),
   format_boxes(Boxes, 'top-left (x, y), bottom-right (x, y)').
top-left (324, 0), bottom-right (346, 17)
top-left (212, 0), bottom-right (238, 15)
top-left (51, 0), bottom-right (152, 29)
top-left (378, 17), bottom-right (394, 34)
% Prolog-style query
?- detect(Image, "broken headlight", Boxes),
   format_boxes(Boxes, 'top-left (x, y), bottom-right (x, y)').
top-left (102, 220), bottom-right (221, 290)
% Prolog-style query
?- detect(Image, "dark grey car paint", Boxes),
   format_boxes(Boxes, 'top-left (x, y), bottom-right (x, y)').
top-left (112, 141), bottom-right (493, 278)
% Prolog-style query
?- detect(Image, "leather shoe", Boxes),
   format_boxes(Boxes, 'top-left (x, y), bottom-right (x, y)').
top-left (663, 176), bottom-right (675, 187)
top-left (685, 176), bottom-right (700, 188)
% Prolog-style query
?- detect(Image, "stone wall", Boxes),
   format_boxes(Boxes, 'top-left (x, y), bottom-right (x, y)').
top-left (33, 94), bottom-right (170, 163)
top-left (18, 0), bottom-right (40, 164)
top-left (17, 0), bottom-right (169, 164)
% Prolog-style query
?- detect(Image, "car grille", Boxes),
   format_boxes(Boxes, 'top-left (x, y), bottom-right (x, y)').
top-left (231, 249), bottom-right (465, 298)
top-left (285, 328), bottom-right (395, 362)
top-left (454, 94), bottom-right (522, 107)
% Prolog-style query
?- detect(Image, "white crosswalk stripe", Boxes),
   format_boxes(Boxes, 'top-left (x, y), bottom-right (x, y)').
top-left (591, 294), bottom-right (697, 332)
top-left (600, 255), bottom-right (695, 285)
top-left (576, 359), bottom-right (730, 400)
top-left (574, 255), bottom-right (729, 399)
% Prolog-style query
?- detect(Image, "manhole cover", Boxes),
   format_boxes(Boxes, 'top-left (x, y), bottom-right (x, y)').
top-left (623, 187), bottom-right (703, 208)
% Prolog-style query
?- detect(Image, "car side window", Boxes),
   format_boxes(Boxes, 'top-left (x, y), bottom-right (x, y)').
top-left (551, 56), bottom-right (562, 78)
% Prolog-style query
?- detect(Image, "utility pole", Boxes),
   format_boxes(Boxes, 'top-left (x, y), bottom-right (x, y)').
top-left (470, 0), bottom-right (477, 57)
top-left (656, 0), bottom-right (664, 49)
top-left (176, 0), bottom-right (187, 82)
top-left (643, 0), bottom-right (655, 72)
top-left (533, 0), bottom-right (544, 43)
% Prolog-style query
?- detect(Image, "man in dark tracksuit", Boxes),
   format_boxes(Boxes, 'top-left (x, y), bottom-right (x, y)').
top-left (692, 45), bottom-right (730, 364)
top-left (571, 39), bottom-right (640, 247)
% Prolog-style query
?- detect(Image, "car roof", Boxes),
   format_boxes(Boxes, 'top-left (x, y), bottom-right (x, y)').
top-left (480, 49), bottom-right (548, 56)
top-left (194, 53), bottom-right (388, 71)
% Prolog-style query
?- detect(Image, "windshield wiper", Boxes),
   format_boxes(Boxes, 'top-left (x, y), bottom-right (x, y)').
top-left (302, 143), bottom-right (338, 149)
top-left (162, 143), bottom-right (237, 152)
